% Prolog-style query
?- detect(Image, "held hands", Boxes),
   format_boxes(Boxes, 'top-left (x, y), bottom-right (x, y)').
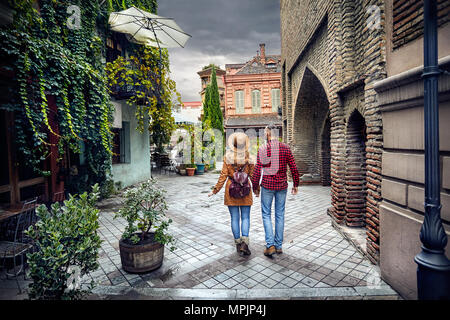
top-left (291, 187), bottom-right (298, 195)
top-left (254, 188), bottom-right (260, 197)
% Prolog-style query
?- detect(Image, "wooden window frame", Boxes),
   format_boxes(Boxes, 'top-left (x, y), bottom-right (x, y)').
top-left (252, 89), bottom-right (261, 113)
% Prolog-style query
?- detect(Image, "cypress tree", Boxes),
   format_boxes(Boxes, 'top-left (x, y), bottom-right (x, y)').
top-left (209, 66), bottom-right (223, 132)
top-left (203, 84), bottom-right (211, 123)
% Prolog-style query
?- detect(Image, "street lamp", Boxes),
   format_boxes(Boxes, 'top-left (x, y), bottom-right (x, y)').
top-left (414, 0), bottom-right (450, 300)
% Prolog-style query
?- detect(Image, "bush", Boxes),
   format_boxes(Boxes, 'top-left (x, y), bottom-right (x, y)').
top-left (25, 184), bottom-right (102, 300)
top-left (115, 179), bottom-right (175, 251)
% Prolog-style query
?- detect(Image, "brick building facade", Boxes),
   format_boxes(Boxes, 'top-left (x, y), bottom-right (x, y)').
top-left (374, 0), bottom-right (450, 299)
top-left (281, 0), bottom-right (450, 298)
top-left (223, 44), bottom-right (282, 133)
top-left (281, 0), bottom-right (387, 264)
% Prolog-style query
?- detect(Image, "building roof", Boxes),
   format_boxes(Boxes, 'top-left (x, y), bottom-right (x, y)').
top-left (235, 55), bottom-right (282, 75)
top-left (225, 114), bottom-right (282, 128)
top-left (182, 101), bottom-right (202, 108)
top-left (197, 66), bottom-right (226, 76)
top-left (225, 63), bottom-right (245, 69)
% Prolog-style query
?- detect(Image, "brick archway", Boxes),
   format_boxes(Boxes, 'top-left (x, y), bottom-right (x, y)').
top-left (292, 67), bottom-right (329, 184)
top-left (344, 110), bottom-right (367, 227)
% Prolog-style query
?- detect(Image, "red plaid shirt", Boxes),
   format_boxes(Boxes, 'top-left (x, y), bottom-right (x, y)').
top-left (251, 139), bottom-right (300, 191)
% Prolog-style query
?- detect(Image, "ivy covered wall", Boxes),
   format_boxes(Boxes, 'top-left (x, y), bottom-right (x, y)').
top-left (0, 0), bottom-right (159, 197)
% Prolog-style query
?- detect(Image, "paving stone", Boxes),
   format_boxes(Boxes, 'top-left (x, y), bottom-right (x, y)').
top-left (309, 272), bottom-right (327, 281)
top-left (279, 268), bottom-right (295, 277)
top-left (232, 273), bottom-right (249, 283)
top-left (221, 277), bottom-right (239, 289)
top-left (251, 273), bottom-right (268, 283)
top-left (288, 272), bottom-right (306, 282)
top-left (241, 268), bottom-right (258, 278)
top-left (261, 277), bottom-right (277, 288)
top-left (301, 276), bottom-right (319, 287)
top-left (260, 268), bottom-right (276, 277)
top-left (342, 275), bottom-right (361, 287)
top-left (280, 277), bottom-right (298, 287)
top-left (212, 273), bottom-right (230, 283)
top-left (202, 278), bottom-right (219, 288)
top-left (241, 278), bottom-right (259, 288)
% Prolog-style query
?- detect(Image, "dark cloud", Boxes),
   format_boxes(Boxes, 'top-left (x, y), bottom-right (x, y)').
top-left (157, 0), bottom-right (280, 101)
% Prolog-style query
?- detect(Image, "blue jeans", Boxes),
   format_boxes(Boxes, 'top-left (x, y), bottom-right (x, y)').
top-left (228, 206), bottom-right (251, 240)
top-left (261, 187), bottom-right (287, 249)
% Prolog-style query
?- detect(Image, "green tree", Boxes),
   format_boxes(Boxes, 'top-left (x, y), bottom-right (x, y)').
top-left (208, 66), bottom-right (223, 132)
top-left (203, 84), bottom-right (210, 124)
top-left (202, 63), bottom-right (220, 71)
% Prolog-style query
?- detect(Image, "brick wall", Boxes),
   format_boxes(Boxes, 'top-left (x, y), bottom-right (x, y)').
top-left (392, 0), bottom-right (450, 49)
top-left (281, 0), bottom-right (387, 264)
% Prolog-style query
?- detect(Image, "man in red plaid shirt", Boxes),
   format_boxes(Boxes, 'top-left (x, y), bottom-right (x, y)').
top-left (251, 124), bottom-right (299, 256)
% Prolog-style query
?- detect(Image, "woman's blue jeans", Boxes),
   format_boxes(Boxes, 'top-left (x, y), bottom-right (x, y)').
top-left (227, 206), bottom-right (251, 240)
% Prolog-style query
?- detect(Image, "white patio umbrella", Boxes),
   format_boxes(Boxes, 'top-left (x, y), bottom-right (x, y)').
top-left (108, 6), bottom-right (191, 49)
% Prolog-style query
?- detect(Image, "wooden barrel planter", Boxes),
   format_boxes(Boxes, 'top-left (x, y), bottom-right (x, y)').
top-left (119, 233), bottom-right (164, 273)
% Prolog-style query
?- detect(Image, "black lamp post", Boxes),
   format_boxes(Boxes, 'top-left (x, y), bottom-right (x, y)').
top-left (414, 0), bottom-right (450, 300)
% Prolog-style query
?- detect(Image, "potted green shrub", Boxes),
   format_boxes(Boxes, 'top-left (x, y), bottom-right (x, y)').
top-left (115, 179), bottom-right (175, 273)
top-left (26, 184), bottom-right (102, 300)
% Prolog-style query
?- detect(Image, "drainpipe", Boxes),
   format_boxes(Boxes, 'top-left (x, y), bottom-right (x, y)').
top-left (414, 0), bottom-right (450, 300)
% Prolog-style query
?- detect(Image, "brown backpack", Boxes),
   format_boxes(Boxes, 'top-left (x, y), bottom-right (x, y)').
top-left (229, 163), bottom-right (251, 198)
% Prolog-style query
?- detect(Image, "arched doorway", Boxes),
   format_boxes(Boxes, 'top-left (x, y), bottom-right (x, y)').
top-left (293, 67), bottom-right (329, 184)
top-left (344, 110), bottom-right (367, 227)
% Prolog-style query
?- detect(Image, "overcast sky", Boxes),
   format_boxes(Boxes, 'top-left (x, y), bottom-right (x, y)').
top-left (157, 0), bottom-right (281, 102)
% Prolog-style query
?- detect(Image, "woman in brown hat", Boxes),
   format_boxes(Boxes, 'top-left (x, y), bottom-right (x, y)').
top-left (208, 132), bottom-right (255, 255)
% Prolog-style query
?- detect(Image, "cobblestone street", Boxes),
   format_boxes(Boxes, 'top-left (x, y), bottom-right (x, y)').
top-left (0, 172), bottom-right (400, 300)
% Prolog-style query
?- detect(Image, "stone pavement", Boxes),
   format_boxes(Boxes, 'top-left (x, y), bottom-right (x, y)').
top-left (0, 172), bottom-right (401, 300)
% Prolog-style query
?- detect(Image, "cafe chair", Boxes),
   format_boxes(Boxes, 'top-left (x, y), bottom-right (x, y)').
top-left (0, 198), bottom-right (37, 293)
top-left (52, 190), bottom-right (65, 204)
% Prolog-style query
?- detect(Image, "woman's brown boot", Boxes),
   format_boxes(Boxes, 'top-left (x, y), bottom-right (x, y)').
top-left (234, 238), bottom-right (242, 254)
top-left (240, 236), bottom-right (251, 255)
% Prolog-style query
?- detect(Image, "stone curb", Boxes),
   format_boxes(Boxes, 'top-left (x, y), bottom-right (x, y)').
top-left (91, 285), bottom-right (397, 300)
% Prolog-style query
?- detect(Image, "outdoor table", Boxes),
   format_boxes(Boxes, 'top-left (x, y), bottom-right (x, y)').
top-left (0, 207), bottom-right (26, 223)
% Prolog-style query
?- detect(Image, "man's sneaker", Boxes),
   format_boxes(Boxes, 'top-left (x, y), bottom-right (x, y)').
top-left (264, 245), bottom-right (276, 256)
top-left (276, 248), bottom-right (283, 254)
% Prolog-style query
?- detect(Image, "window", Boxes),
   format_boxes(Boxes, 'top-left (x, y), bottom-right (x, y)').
top-left (106, 37), bottom-right (122, 63)
top-left (235, 90), bottom-right (244, 114)
top-left (251, 90), bottom-right (261, 113)
top-left (112, 121), bottom-right (131, 164)
top-left (271, 88), bottom-right (280, 113)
